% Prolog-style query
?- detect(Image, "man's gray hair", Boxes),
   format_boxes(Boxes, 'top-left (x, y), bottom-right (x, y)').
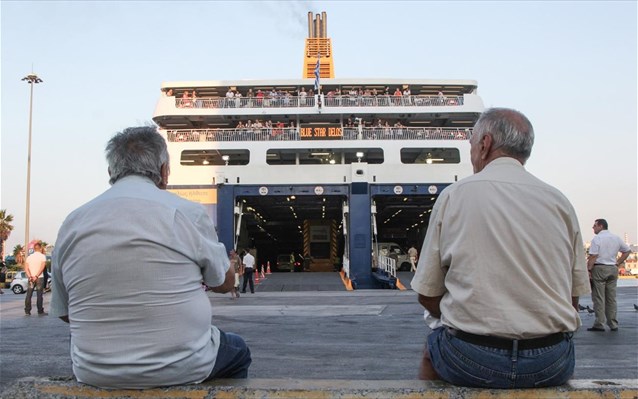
top-left (105, 126), bottom-right (168, 185)
top-left (473, 108), bottom-right (535, 161)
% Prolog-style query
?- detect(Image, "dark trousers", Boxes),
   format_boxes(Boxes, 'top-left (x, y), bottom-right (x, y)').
top-left (25, 277), bottom-right (44, 314)
top-left (241, 268), bottom-right (254, 293)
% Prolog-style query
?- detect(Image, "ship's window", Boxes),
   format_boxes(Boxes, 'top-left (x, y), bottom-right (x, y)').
top-left (180, 149), bottom-right (249, 166)
top-left (267, 148), bottom-right (384, 165)
top-left (400, 148), bottom-right (460, 164)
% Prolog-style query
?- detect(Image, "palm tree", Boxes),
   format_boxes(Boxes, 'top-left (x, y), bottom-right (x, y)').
top-left (13, 244), bottom-right (24, 265)
top-left (0, 209), bottom-right (14, 263)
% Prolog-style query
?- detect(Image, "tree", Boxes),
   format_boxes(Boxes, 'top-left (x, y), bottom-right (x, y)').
top-left (0, 209), bottom-right (14, 262)
top-left (13, 244), bottom-right (24, 265)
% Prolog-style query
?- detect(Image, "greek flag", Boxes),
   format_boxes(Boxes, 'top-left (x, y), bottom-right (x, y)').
top-left (314, 54), bottom-right (320, 92)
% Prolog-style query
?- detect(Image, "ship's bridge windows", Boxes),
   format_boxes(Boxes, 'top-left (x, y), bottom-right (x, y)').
top-left (180, 149), bottom-right (250, 166)
top-left (266, 148), bottom-right (384, 165)
top-left (400, 148), bottom-right (460, 164)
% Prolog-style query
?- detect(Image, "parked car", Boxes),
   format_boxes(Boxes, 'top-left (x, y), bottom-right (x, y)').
top-left (374, 242), bottom-right (411, 271)
top-left (276, 253), bottom-right (301, 272)
top-left (9, 271), bottom-right (51, 294)
top-left (4, 270), bottom-right (20, 289)
top-left (9, 271), bottom-right (29, 294)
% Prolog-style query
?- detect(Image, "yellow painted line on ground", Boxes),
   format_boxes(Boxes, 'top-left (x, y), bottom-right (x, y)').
top-left (39, 385), bottom-right (209, 398)
top-left (19, 379), bottom-right (638, 399)
top-left (39, 387), bottom-right (638, 399)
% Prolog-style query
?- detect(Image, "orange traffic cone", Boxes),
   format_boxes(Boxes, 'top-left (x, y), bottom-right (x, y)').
top-left (260, 264), bottom-right (266, 279)
top-left (255, 271), bottom-right (260, 282)
top-left (266, 261), bottom-right (272, 274)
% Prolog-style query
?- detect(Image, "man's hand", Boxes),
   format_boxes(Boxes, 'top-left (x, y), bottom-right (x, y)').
top-left (208, 264), bottom-right (235, 294)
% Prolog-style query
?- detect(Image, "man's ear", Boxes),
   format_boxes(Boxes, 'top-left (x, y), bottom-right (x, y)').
top-left (480, 134), bottom-right (493, 160)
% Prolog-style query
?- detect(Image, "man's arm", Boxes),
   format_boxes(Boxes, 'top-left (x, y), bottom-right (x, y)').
top-left (208, 264), bottom-right (235, 294)
top-left (571, 296), bottom-right (580, 311)
top-left (587, 254), bottom-right (598, 271)
top-left (23, 262), bottom-right (31, 280)
top-left (35, 260), bottom-right (46, 279)
top-left (418, 294), bottom-right (443, 319)
top-left (616, 251), bottom-right (631, 266)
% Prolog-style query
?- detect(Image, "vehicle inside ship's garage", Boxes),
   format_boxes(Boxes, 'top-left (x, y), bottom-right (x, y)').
top-left (236, 191), bottom-right (438, 273)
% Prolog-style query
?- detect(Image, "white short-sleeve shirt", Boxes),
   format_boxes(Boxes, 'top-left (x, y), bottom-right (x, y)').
top-left (51, 175), bottom-right (229, 388)
top-left (589, 230), bottom-right (630, 265)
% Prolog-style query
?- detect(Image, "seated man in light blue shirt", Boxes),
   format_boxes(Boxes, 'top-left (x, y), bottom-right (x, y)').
top-left (50, 126), bottom-right (251, 389)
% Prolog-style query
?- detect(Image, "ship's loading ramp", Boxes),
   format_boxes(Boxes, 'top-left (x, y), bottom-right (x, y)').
top-left (234, 185), bottom-right (438, 277)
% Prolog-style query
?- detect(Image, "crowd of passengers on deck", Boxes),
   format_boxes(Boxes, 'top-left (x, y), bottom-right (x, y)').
top-left (166, 119), bottom-right (470, 142)
top-left (162, 86), bottom-right (462, 109)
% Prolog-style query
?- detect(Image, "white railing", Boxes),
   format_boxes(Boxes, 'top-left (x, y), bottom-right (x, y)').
top-left (342, 256), bottom-right (350, 278)
top-left (175, 96), bottom-right (316, 109)
top-left (377, 255), bottom-right (397, 278)
top-left (165, 127), bottom-right (472, 142)
top-left (323, 95), bottom-right (463, 108)
top-left (171, 94), bottom-right (463, 110)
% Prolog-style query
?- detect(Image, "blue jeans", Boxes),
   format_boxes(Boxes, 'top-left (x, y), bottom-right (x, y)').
top-left (205, 330), bottom-right (251, 379)
top-left (428, 327), bottom-right (574, 388)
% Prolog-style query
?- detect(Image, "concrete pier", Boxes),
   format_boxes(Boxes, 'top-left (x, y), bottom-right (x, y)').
top-left (1, 272), bottom-right (636, 397)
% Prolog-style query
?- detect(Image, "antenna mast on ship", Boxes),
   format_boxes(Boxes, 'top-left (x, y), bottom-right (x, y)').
top-left (303, 11), bottom-right (334, 80)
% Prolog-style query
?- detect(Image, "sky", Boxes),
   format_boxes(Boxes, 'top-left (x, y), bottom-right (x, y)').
top-left (1, 1), bottom-right (636, 255)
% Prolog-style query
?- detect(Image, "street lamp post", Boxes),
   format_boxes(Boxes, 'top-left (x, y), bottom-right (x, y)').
top-left (21, 73), bottom-right (43, 258)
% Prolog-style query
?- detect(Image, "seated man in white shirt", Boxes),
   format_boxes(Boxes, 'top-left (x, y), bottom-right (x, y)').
top-left (51, 126), bottom-right (251, 389)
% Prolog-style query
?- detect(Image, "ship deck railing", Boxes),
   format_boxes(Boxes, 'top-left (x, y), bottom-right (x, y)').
top-left (165, 127), bottom-right (472, 142)
top-left (173, 94), bottom-right (463, 110)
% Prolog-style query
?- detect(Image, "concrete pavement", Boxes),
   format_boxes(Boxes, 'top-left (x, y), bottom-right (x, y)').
top-left (1, 272), bottom-right (636, 395)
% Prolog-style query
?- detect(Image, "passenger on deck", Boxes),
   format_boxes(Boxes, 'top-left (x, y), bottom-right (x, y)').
top-left (225, 88), bottom-right (235, 108)
top-left (50, 126), bottom-right (251, 389)
top-left (283, 91), bottom-right (291, 107)
top-left (412, 108), bottom-right (590, 388)
top-left (437, 91), bottom-right (446, 105)
top-left (393, 88), bottom-right (402, 105)
top-left (256, 89), bottom-right (264, 106)
top-left (181, 90), bottom-right (192, 108)
top-left (192, 90), bottom-right (201, 108)
top-left (402, 87), bottom-right (412, 105)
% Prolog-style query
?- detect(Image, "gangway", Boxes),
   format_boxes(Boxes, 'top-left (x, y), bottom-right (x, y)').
top-left (340, 201), bottom-right (354, 289)
top-left (370, 200), bottom-right (397, 289)
top-left (341, 201), bottom-right (350, 278)
top-left (233, 201), bottom-right (243, 251)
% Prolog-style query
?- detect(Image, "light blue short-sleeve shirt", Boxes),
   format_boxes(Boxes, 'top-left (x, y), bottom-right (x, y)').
top-left (50, 175), bottom-right (229, 389)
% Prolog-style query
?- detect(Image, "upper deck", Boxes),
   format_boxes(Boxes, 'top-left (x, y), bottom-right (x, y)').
top-left (152, 78), bottom-right (484, 131)
top-left (153, 78), bottom-right (483, 187)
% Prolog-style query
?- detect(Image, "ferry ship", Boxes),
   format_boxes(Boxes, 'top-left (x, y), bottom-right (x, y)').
top-left (152, 12), bottom-right (485, 289)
